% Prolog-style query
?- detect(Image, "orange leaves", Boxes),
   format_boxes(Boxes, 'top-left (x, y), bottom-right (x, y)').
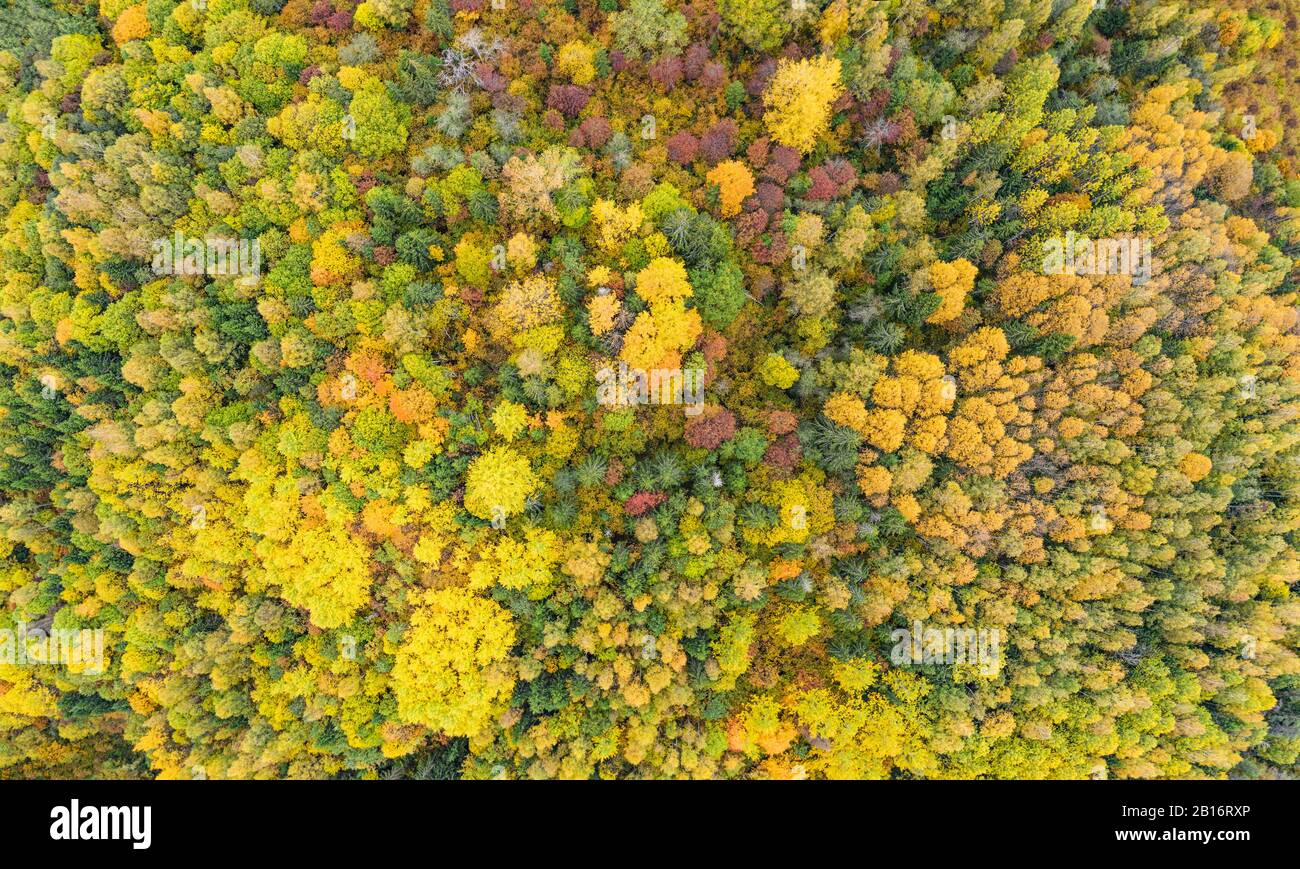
top-left (945, 396), bottom-right (1032, 478)
top-left (823, 391), bottom-right (870, 432)
top-left (926, 258), bottom-right (977, 324)
top-left (1180, 452), bottom-right (1212, 482)
top-left (769, 559), bottom-right (803, 582)
top-left (110, 4), bottom-right (150, 45)
top-left (388, 386), bottom-right (437, 425)
top-left (317, 350), bottom-right (392, 408)
top-left (361, 499), bottom-right (409, 546)
top-left (705, 160), bottom-right (755, 217)
top-left (827, 347), bottom-right (954, 462)
top-left (938, 326), bottom-right (1035, 477)
top-left (910, 480), bottom-right (1009, 555)
top-left (587, 293), bottom-right (620, 334)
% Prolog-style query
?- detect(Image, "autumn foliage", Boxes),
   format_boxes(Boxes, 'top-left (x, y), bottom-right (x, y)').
top-left (0, 0), bottom-right (1297, 783)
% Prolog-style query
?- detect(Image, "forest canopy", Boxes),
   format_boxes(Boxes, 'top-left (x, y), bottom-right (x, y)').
top-left (1, 0), bottom-right (1299, 780)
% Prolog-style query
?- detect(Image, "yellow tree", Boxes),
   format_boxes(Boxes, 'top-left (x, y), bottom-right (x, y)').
top-left (763, 56), bottom-right (844, 153)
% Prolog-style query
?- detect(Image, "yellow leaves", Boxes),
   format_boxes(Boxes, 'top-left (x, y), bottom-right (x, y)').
top-left (1056, 416), bottom-right (1086, 440)
top-left (831, 658), bottom-right (879, 693)
top-left (335, 66), bottom-right (366, 91)
top-left (621, 681), bottom-right (651, 708)
top-left (705, 160), bottom-right (755, 217)
top-left (516, 324), bottom-right (565, 359)
top-left (310, 222), bottom-right (363, 286)
top-left (0, 668), bottom-right (58, 717)
top-left (591, 199), bottom-right (645, 252)
top-left (862, 408), bottom-right (907, 452)
top-left (490, 274), bottom-right (563, 342)
top-left (134, 107), bottom-right (173, 138)
top-left (871, 375), bottom-right (922, 416)
top-left (562, 538), bottom-right (611, 588)
top-left (824, 391), bottom-right (869, 432)
top-left (894, 494), bottom-right (921, 523)
top-left (759, 353), bottom-right (799, 388)
top-left (1244, 126), bottom-right (1278, 154)
top-left (620, 299), bottom-right (702, 371)
top-left (763, 55), bottom-right (844, 154)
top-left (491, 400), bottom-right (529, 441)
top-left (945, 398), bottom-right (999, 462)
top-left (996, 270), bottom-right (1123, 348)
top-left (893, 349), bottom-right (944, 381)
top-left (469, 528), bottom-right (561, 594)
top-left (776, 606), bottom-right (821, 647)
top-left (908, 415), bottom-right (947, 454)
top-left (202, 86), bottom-right (247, 125)
top-left (556, 41), bottom-right (598, 85)
top-left (454, 234), bottom-right (492, 289)
top-left (266, 521), bottom-right (373, 630)
top-left (587, 292), bottom-right (620, 334)
top-left (733, 694), bottom-right (796, 756)
top-left (950, 325), bottom-right (1010, 369)
top-left (948, 325), bottom-right (1011, 393)
top-left (818, 0), bottom-right (850, 46)
top-left (828, 352), bottom-right (952, 455)
top-left (748, 476), bottom-right (834, 546)
top-left (856, 462), bottom-right (892, 498)
top-left (1180, 452), bottom-right (1212, 482)
top-left (926, 258), bottom-right (977, 324)
top-left (111, 4), bottom-right (150, 45)
top-left (412, 504), bottom-right (457, 565)
top-left (634, 257), bottom-right (691, 307)
top-left (506, 232), bottom-right (539, 272)
top-left (464, 446), bottom-right (540, 522)
top-left (392, 586), bottom-right (516, 739)
top-left (1067, 561), bottom-right (1126, 602)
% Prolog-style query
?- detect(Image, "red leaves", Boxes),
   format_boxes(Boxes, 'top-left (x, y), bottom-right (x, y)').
top-left (763, 432), bottom-right (801, 475)
top-left (546, 84), bottom-right (590, 119)
top-left (806, 159), bottom-right (857, 201)
top-left (649, 55), bottom-right (684, 92)
top-left (625, 491), bottom-right (667, 516)
top-left (684, 408), bottom-right (736, 450)
top-left (578, 116), bottom-right (612, 148)
top-left (699, 119), bottom-right (738, 165)
top-left (666, 131), bottom-right (700, 165)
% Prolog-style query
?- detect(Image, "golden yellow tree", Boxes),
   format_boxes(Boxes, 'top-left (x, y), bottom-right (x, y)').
top-left (763, 55), bottom-right (844, 153)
